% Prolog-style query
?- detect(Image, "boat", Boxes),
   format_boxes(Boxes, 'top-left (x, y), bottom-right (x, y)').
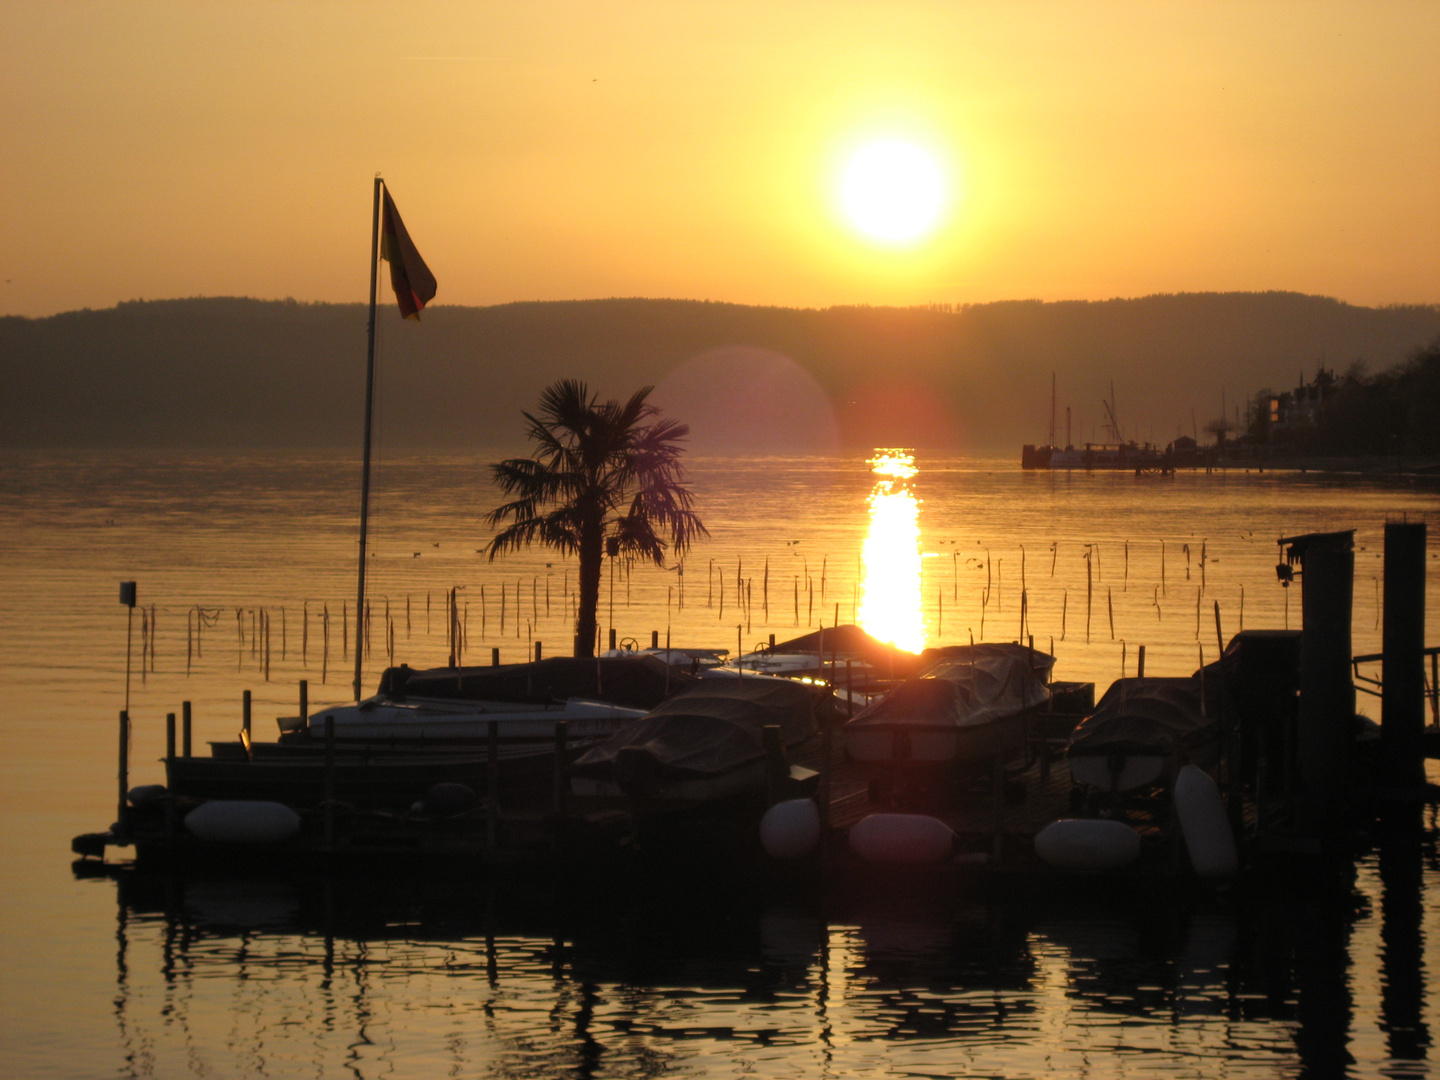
top-left (376, 654), bottom-right (699, 710)
top-left (569, 676), bottom-right (828, 817)
top-left (164, 656), bottom-right (695, 811)
top-left (843, 643), bottom-right (1055, 802)
top-left (1066, 676), bottom-right (1220, 792)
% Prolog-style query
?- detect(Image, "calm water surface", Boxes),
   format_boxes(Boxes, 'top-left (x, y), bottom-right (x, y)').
top-left (2, 451), bottom-right (1439, 1079)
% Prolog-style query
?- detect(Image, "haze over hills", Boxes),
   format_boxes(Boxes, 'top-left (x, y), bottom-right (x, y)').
top-left (3, 293), bottom-right (1437, 455)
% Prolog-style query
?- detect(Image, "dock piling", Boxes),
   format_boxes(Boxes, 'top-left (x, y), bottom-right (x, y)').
top-left (298, 680), bottom-right (307, 732)
top-left (1286, 530), bottom-right (1356, 834)
top-left (486, 720), bottom-right (500, 850)
top-left (242, 689), bottom-right (251, 742)
top-left (323, 714), bottom-right (336, 845)
top-left (552, 720), bottom-right (568, 814)
top-left (1381, 522), bottom-right (1427, 790)
top-left (182, 701), bottom-right (192, 757)
top-left (166, 712), bottom-right (176, 761)
top-left (117, 710), bottom-right (129, 833)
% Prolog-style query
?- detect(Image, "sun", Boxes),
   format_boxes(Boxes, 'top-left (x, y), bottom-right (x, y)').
top-left (840, 140), bottom-right (945, 244)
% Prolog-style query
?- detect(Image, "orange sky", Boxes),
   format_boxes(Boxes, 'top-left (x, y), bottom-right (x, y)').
top-left (3, 1), bottom-right (1437, 318)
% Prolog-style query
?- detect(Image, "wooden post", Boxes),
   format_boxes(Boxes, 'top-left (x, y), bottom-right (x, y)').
top-left (761, 725), bottom-right (787, 806)
top-left (846, 660), bottom-right (854, 719)
top-left (609, 628), bottom-right (617, 651)
top-left (182, 700), bottom-right (192, 757)
top-left (299, 679), bottom-right (308, 731)
top-left (1382, 522), bottom-right (1427, 789)
top-left (535, 640), bottom-right (542, 662)
top-left (818, 717), bottom-right (832, 831)
top-left (492, 647), bottom-right (500, 667)
top-left (166, 712), bottom-right (176, 761)
top-left (1290, 532), bottom-right (1355, 834)
top-left (487, 720), bottom-right (500, 850)
top-left (1137, 645), bottom-right (1146, 678)
top-left (242, 689), bottom-right (252, 742)
top-left (552, 720), bottom-right (569, 814)
top-left (324, 714), bottom-right (336, 845)
top-left (117, 710), bottom-right (129, 832)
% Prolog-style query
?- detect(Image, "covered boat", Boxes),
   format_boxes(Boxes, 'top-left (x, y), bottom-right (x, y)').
top-left (1066, 676), bottom-right (1220, 792)
top-left (570, 676), bottom-right (827, 815)
top-left (379, 655), bottom-right (698, 710)
top-left (843, 643), bottom-right (1055, 771)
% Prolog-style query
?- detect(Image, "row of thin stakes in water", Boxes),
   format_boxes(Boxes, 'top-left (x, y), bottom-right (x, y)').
top-left (120, 537), bottom-right (1266, 685)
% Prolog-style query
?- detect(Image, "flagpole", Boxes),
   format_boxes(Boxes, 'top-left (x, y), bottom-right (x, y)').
top-left (354, 175), bottom-right (383, 702)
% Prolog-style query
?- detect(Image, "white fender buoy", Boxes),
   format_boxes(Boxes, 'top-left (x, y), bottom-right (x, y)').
top-left (1034, 818), bottom-right (1142, 870)
top-left (184, 801), bottom-right (301, 845)
top-left (1174, 764), bottom-right (1238, 878)
top-left (849, 813), bottom-right (955, 864)
top-left (760, 798), bottom-right (821, 860)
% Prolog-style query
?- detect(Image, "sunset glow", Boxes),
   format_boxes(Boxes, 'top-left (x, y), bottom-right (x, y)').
top-left (859, 449), bottom-right (924, 653)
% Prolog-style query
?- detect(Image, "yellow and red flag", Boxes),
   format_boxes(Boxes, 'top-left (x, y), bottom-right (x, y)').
top-left (380, 190), bottom-right (437, 320)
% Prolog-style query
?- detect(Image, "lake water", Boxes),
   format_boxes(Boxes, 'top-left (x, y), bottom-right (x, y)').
top-left (2, 450), bottom-right (1439, 1078)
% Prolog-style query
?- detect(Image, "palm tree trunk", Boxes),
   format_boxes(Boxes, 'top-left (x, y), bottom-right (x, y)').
top-left (574, 520), bottom-right (604, 657)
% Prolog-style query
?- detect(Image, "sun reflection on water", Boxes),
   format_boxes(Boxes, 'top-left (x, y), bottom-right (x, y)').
top-left (859, 449), bottom-right (924, 653)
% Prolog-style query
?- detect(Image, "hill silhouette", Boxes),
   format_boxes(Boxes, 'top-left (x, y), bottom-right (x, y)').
top-left (3, 293), bottom-right (1437, 454)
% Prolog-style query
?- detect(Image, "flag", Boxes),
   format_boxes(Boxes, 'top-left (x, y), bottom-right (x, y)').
top-left (380, 189), bottom-right (437, 320)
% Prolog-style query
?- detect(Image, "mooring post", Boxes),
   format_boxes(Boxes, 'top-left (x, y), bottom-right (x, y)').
top-left (182, 701), bottom-right (192, 757)
top-left (818, 716), bottom-right (832, 831)
top-left (651, 630), bottom-right (658, 649)
top-left (1381, 522), bottom-right (1427, 791)
top-left (609, 628), bottom-right (617, 651)
top-left (298, 680), bottom-right (308, 733)
top-left (1284, 530), bottom-right (1356, 835)
top-left (552, 720), bottom-right (568, 815)
top-left (492, 647), bottom-right (500, 667)
top-left (166, 712), bottom-right (176, 761)
top-left (242, 689), bottom-right (252, 742)
top-left (486, 719), bottom-right (500, 851)
top-left (117, 709), bottom-right (129, 833)
top-left (1137, 645), bottom-right (1146, 678)
top-left (534, 641), bottom-right (542, 662)
top-left (761, 724), bottom-right (787, 806)
top-left (323, 714), bottom-right (336, 846)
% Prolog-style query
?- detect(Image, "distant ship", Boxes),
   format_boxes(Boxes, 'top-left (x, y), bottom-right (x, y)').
top-left (1021, 376), bottom-right (1212, 472)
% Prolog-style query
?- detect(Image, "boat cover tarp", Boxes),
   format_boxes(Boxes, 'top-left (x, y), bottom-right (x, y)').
top-left (380, 656), bottom-right (698, 711)
top-left (845, 643), bottom-right (1054, 732)
top-left (571, 677), bottom-right (820, 781)
top-left (1067, 677), bottom-right (1219, 765)
top-left (768, 624), bottom-right (926, 679)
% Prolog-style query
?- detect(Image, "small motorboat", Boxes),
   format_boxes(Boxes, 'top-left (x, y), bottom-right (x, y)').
top-left (1066, 677), bottom-right (1220, 792)
top-left (843, 643), bottom-right (1055, 799)
top-left (569, 676), bottom-right (827, 817)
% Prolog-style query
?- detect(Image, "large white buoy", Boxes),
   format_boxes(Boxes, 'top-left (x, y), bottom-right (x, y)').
top-left (1173, 764), bottom-right (1238, 878)
top-left (184, 801), bottom-right (301, 845)
top-left (848, 813), bottom-right (955, 864)
top-left (760, 798), bottom-right (822, 860)
top-left (1034, 818), bottom-right (1142, 870)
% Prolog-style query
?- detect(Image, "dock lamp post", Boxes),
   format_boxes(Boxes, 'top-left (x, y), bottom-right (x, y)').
top-left (120, 581), bottom-right (137, 712)
top-left (119, 581), bottom-right (137, 832)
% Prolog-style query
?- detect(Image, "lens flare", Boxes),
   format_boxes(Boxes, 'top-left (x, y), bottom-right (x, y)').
top-left (859, 450), bottom-right (924, 653)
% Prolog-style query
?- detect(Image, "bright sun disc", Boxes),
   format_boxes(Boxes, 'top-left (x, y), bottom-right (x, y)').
top-left (841, 141), bottom-right (944, 243)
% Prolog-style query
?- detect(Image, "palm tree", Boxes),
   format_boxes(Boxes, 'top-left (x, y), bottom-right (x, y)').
top-left (484, 379), bottom-right (708, 657)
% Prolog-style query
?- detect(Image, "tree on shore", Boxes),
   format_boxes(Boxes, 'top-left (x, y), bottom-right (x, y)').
top-left (484, 379), bottom-right (707, 657)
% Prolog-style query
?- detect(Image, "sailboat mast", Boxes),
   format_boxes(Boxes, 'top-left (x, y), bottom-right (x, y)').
top-left (354, 175), bottom-right (383, 702)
